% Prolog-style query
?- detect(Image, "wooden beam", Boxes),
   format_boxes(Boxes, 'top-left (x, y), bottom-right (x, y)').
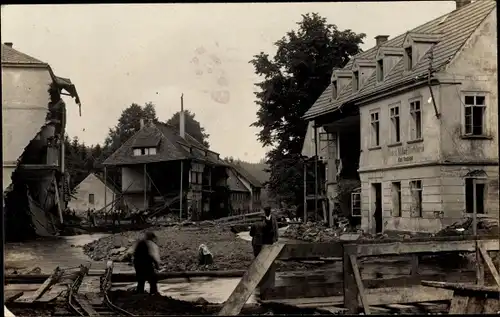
top-left (478, 244), bottom-right (500, 287)
top-left (354, 239), bottom-right (499, 257)
top-left (5, 291), bottom-right (24, 303)
top-left (219, 244), bottom-right (284, 316)
top-left (343, 245), bottom-right (358, 314)
top-left (263, 271), bottom-right (479, 300)
top-left (421, 280), bottom-right (500, 295)
top-left (449, 295), bottom-right (469, 314)
top-left (20, 267), bottom-right (62, 303)
top-left (73, 294), bottom-right (99, 316)
top-left (349, 253), bottom-right (370, 315)
top-left (278, 242), bottom-right (344, 260)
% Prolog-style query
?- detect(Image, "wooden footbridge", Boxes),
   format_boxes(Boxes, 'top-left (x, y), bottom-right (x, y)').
top-left (219, 235), bottom-right (500, 315)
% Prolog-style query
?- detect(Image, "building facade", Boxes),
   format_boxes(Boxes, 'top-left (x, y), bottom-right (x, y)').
top-left (67, 173), bottom-right (118, 217)
top-left (303, 1), bottom-right (498, 233)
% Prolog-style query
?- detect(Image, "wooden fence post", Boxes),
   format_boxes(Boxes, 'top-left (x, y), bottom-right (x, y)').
top-left (343, 244), bottom-right (359, 314)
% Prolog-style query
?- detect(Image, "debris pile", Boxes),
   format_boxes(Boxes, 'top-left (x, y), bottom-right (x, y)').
top-left (282, 218), bottom-right (354, 243)
top-left (434, 217), bottom-right (499, 237)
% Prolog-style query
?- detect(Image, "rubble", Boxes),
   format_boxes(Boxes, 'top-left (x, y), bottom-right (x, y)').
top-left (282, 219), bottom-right (356, 243)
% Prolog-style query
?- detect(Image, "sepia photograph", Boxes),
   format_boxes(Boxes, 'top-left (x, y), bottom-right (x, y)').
top-left (2, 1), bottom-right (498, 316)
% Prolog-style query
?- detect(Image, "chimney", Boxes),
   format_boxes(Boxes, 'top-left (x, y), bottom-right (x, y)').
top-left (375, 35), bottom-right (389, 46)
top-left (4, 42), bottom-right (13, 48)
top-left (456, 0), bottom-right (471, 9)
top-left (180, 94), bottom-right (185, 139)
top-left (140, 118), bottom-right (144, 129)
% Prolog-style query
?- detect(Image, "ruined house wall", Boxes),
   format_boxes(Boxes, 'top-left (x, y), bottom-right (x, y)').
top-left (2, 66), bottom-right (53, 191)
top-left (67, 174), bottom-right (116, 216)
top-left (437, 8), bottom-right (498, 218)
top-left (121, 166), bottom-right (150, 211)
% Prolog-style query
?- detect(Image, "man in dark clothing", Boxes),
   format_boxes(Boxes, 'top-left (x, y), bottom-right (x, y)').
top-left (249, 223), bottom-right (264, 257)
top-left (133, 231), bottom-right (161, 294)
top-left (262, 207), bottom-right (279, 245)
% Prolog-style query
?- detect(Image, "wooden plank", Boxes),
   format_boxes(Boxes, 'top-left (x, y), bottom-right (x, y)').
top-left (475, 241), bottom-right (485, 285)
top-left (262, 286), bottom-right (453, 308)
top-left (278, 242), bottom-right (344, 260)
top-left (349, 253), bottom-right (370, 315)
top-left (73, 294), bottom-right (99, 316)
top-left (478, 244), bottom-right (500, 286)
top-left (483, 298), bottom-right (499, 314)
top-left (219, 244), bottom-right (284, 316)
top-left (421, 280), bottom-right (500, 295)
top-left (19, 267), bottom-right (62, 303)
top-left (449, 295), bottom-right (469, 314)
top-left (343, 246), bottom-right (358, 314)
top-left (5, 291), bottom-right (24, 303)
top-left (466, 296), bottom-right (485, 314)
top-left (364, 286), bottom-right (453, 306)
top-left (262, 271), bottom-right (479, 300)
top-left (355, 239), bottom-right (499, 257)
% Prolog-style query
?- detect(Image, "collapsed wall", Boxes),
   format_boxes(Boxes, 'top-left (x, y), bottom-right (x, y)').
top-left (3, 83), bottom-right (71, 241)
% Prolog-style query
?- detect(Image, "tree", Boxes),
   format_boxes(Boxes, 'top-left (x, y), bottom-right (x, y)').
top-left (104, 102), bottom-right (159, 153)
top-left (166, 109), bottom-right (210, 148)
top-left (250, 13), bottom-right (365, 204)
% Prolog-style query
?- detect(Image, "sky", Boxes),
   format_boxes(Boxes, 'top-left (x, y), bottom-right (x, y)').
top-left (1, 1), bottom-right (456, 163)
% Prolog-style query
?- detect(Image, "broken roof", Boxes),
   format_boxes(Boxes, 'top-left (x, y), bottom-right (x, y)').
top-left (304, 0), bottom-right (496, 120)
top-left (226, 161), bottom-right (263, 188)
top-left (103, 122), bottom-right (227, 166)
top-left (1, 44), bottom-right (82, 110)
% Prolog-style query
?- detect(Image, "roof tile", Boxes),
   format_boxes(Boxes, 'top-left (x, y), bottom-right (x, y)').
top-left (1, 44), bottom-right (46, 65)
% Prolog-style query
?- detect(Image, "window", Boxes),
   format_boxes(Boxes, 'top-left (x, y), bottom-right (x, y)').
top-left (351, 191), bottom-right (361, 217)
top-left (410, 180), bottom-right (422, 217)
top-left (464, 95), bottom-right (486, 136)
top-left (352, 71), bottom-right (359, 92)
top-left (391, 182), bottom-right (402, 217)
top-left (410, 100), bottom-right (422, 140)
top-left (389, 105), bottom-right (401, 143)
top-left (465, 178), bottom-right (485, 214)
top-left (370, 111), bottom-right (380, 147)
top-left (88, 194), bottom-right (95, 205)
top-left (377, 59), bottom-right (384, 82)
top-left (133, 147), bottom-right (158, 156)
top-left (332, 80), bottom-right (338, 99)
top-left (405, 46), bottom-right (413, 71)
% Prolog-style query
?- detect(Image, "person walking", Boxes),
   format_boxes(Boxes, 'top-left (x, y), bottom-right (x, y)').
top-left (132, 231), bottom-right (161, 294)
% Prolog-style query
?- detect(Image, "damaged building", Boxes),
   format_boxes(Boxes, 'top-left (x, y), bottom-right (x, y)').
top-left (102, 118), bottom-right (235, 220)
top-left (302, 1), bottom-right (498, 233)
top-left (2, 43), bottom-right (81, 240)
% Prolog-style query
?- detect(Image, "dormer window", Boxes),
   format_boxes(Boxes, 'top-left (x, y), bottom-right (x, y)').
top-left (405, 46), bottom-right (413, 71)
top-left (376, 59), bottom-right (384, 82)
top-left (133, 147), bottom-right (157, 156)
top-left (332, 80), bottom-right (338, 99)
top-left (352, 71), bottom-right (359, 92)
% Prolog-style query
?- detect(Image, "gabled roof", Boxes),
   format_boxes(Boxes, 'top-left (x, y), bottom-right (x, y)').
top-left (226, 162), bottom-right (263, 188)
top-left (103, 122), bottom-right (227, 166)
top-left (93, 173), bottom-right (121, 194)
top-left (304, 0), bottom-right (496, 120)
top-left (227, 168), bottom-right (250, 193)
top-left (1, 44), bottom-right (47, 65)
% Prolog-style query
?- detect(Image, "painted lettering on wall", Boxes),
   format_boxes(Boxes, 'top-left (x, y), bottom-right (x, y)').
top-left (390, 144), bottom-right (425, 157)
top-left (398, 156), bottom-right (413, 163)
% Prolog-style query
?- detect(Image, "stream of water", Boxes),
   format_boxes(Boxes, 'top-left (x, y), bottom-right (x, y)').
top-left (5, 228), bottom-right (289, 303)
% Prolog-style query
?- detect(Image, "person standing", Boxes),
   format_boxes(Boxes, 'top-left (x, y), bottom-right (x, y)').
top-left (261, 207), bottom-right (279, 245)
top-left (249, 222), bottom-right (264, 258)
top-left (132, 231), bottom-right (161, 294)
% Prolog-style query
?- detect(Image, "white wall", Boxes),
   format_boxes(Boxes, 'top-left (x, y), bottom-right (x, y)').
top-left (67, 174), bottom-right (116, 216)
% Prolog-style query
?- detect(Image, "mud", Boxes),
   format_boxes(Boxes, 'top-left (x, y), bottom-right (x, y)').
top-left (83, 226), bottom-right (327, 272)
